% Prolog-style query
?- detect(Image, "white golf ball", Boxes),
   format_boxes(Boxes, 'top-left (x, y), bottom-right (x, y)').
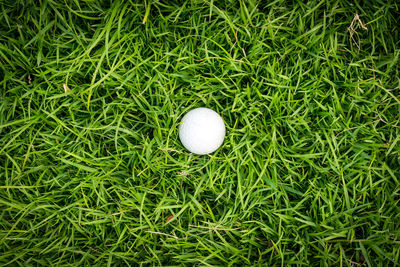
top-left (179, 107), bottom-right (226, 155)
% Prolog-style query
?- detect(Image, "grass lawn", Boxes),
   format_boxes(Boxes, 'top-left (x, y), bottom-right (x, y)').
top-left (1, 0), bottom-right (399, 265)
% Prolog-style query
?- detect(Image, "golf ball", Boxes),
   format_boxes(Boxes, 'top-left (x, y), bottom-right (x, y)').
top-left (179, 107), bottom-right (226, 155)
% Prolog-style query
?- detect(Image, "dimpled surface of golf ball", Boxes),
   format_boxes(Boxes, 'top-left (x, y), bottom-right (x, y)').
top-left (179, 108), bottom-right (226, 155)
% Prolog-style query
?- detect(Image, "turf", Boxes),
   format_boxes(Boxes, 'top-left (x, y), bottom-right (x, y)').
top-left (0, 0), bottom-right (399, 265)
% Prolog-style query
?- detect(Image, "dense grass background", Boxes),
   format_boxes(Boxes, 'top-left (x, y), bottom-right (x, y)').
top-left (1, 0), bottom-right (399, 265)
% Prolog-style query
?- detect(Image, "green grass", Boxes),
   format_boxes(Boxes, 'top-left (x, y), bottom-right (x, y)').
top-left (0, 0), bottom-right (399, 265)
